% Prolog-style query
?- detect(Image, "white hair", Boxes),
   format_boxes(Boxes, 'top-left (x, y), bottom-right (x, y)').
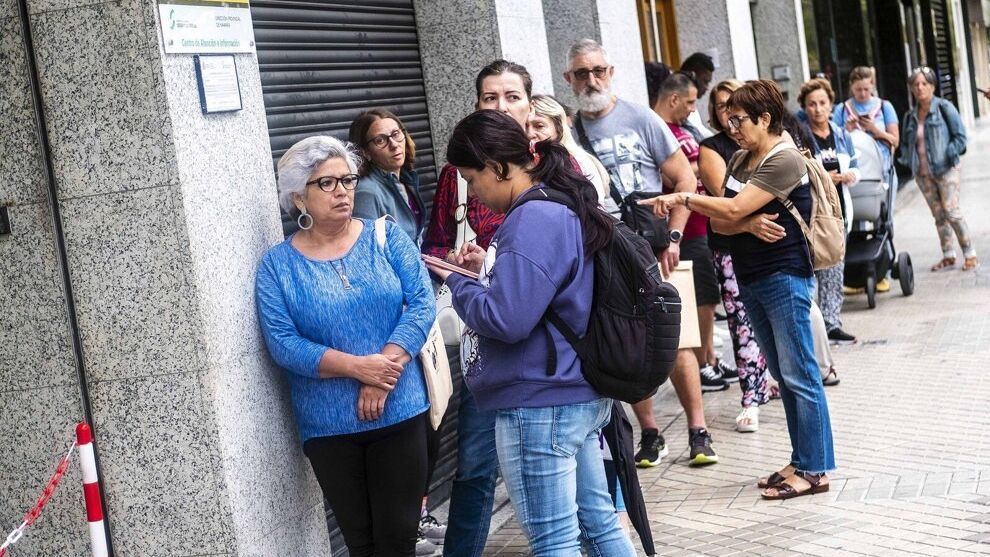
top-left (276, 136), bottom-right (361, 214)
top-left (567, 38), bottom-right (610, 68)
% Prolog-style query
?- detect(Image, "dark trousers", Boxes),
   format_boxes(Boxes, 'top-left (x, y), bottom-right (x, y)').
top-left (304, 413), bottom-right (429, 557)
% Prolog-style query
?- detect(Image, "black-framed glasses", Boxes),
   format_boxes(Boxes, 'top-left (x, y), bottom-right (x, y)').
top-left (365, 128), bottom-right (405, 149)
top-left (306, 174), bottom-right (360, 192)
top-left (570, 66), bottom-right (610, 81)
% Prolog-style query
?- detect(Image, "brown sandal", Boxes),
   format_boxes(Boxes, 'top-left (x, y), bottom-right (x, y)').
top-left (757, 465), bottom-right (795, 488)
top-left (761, 472), bottom-right (830, 500)
top-left (931, 257), bottom-right (956, 272)
top-left (822, 367), bottom-right (840, 387)
top-left (963, 256), bottom-right (979, 271)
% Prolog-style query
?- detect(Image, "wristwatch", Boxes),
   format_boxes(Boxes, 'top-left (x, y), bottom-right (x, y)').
top-left (668, 229), bottom-right (683, 244)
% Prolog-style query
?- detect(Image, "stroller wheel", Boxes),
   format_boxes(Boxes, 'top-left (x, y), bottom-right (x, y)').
top-left (898, 253), bottom-right (915, 296)
top-left (866, 275), bottom-right (877, 309)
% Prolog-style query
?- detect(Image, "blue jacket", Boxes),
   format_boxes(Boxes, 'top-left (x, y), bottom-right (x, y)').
top-left (898, 96), bottom-right (967, 177)
top-left (353, 166), bottom-right (426, 245)
top-left (446, 186), bottom-right (600, 412)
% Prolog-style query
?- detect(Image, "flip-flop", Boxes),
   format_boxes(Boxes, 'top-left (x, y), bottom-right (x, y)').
top-left (931, 257), bottom-right (956, 272)
top-left (963, 256), bottom-right (979, 271)
top-left (762, 472), bottom-right (829, 500)
top-left (822, 367), bottom-right (840, 387)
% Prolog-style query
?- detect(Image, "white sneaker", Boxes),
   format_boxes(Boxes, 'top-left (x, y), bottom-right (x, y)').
top-left (419, 514), bottom-right (446, 545)
top-left (416, 536), bottom-right (439, 556)
top-left (735, 406), bottom-right (759, 433)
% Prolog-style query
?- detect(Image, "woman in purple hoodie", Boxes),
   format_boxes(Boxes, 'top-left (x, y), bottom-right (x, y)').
top-left (425, 110), bottom-right (635, 556)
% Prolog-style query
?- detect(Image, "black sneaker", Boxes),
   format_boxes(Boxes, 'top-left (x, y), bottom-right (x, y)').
top-left (699, 364), bottom-right (730, 392)
top-left (688, 428), bottom-right (719, 466)
top-left (634, 428), bottom-right (669, 467)
top-left (827, 328), bottom-right (857, 345)
top-left (716, 359), bottom-right (739, 383)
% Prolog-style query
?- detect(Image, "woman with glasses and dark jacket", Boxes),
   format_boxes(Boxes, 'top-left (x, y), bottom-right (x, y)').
top-left (899, 66), bottom-right (977, 271)
top-left (350, 109), bottom-right (426, 245)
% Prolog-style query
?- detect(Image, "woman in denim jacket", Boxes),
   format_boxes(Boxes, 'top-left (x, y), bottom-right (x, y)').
top-left (899, 67), bottom-right (977, 271)
top-left (350, 109), bottom-right (426, 246)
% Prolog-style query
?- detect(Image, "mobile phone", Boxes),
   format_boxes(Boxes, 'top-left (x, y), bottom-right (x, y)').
top-left (421, 254), bottom-right (480, 280)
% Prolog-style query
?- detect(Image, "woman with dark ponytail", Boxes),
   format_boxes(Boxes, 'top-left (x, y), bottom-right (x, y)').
top-left (425, 110), bottom-right (634, 556)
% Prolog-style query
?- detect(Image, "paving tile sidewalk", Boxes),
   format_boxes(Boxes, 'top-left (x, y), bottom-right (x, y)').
top-left (480, 122), bottom-right (990, 556)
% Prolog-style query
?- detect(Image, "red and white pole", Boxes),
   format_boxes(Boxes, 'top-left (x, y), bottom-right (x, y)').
top-left (76, 423), bottom-right (108, 557)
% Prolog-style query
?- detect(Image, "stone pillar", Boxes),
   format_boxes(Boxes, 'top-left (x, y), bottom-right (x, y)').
top-left (751, 0), bottom-right (810, 109)
top-left (542, 0), bottom-right (648, 111)
top-left (673, 0), bottom-right (736, 119)
top-left (1, 0), bottom-right (331, 554)
top-left (0, 9), bottom-right (89, 556)
top-left (414, 0), bottom-right (554, 163)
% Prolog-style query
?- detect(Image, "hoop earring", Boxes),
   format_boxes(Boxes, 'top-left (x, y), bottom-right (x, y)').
top-left (297, 208), bottom-right (313, 230)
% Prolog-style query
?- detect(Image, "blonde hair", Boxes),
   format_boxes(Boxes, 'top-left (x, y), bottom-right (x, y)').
top-left (707, 79), bottom-right (744, 132)
top-left (530, 94), bottom-right (611, 199)
top-left (849, 66), bottom-right (876, 86)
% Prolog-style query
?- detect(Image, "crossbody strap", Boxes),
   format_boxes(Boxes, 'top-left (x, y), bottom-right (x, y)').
top-left (575, 115), bottom-right (625, 207)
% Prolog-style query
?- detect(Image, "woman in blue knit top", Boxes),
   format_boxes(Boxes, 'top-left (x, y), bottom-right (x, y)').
top-left (255, 135), bottom-right (436, 556)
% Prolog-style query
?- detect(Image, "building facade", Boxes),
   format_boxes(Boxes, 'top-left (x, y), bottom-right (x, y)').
top-left (6, 0), bottom-right (982, 555)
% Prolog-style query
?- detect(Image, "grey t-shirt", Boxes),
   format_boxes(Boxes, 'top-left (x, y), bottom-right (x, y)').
top-left (576, 98), bottom-right (681, 198)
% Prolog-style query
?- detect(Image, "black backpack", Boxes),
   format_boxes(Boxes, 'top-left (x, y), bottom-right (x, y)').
top-left (507, 187), bottom-right (681, 403)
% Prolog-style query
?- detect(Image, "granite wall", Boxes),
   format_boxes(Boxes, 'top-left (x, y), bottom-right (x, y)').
top-left (673, 0), bottom-right (735, 121)
top-left (751, 0), bottom-right (810, 109)
top-left (0, 0), bottom-right (330, 554)
top-left (414, 0), bottom-right (555, 165)
top-left (0, 7), bottom-right (90, 556)
top-left (542, 0), bottom-right (649, 110)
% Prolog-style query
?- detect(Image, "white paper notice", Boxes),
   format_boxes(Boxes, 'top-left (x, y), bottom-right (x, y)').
top-left (197, 55), bottom-right (241, 113)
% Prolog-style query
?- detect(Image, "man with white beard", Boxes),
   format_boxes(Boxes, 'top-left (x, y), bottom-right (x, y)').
top-left (565, 38), bottom-right (722, 470)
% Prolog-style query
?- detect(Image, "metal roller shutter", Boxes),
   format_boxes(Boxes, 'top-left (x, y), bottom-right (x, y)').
top-left (929, 0), bottom-right (958, 105)
top-left (252, 0), bottom-right (439, 215)
top-left (250, 2), bottom-right (456, 553)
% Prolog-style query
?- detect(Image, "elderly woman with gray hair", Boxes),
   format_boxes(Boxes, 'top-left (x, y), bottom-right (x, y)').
top-left (255, 135), bottom-right (436, 556)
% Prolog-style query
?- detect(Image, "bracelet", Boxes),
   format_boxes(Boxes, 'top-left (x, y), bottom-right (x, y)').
top-left (684, 193), bottom-right (692, 210)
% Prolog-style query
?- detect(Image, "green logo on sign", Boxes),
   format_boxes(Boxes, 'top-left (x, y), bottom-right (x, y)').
top-left (169, 9), bottom-right (176, 30)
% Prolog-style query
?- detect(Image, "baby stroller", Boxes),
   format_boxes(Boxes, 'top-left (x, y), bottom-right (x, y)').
top-left (843, 130), bottom-right (915, 308)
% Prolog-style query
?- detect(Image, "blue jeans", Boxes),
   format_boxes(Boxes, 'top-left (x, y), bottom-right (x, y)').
top-left (443, 385), bottom-right (498, 557)
top-left (738, 272), bottom-right (836, 474)
top-left (495, 399), bottom-right (635, 557)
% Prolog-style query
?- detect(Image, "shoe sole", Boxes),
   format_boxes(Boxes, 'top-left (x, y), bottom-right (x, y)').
top-left (635, 447), bottom-right (670, 468)
top-left (701, 384), bottom-right (730, 392)
top-left (722, 376), bottom-right (740, 383)
top-left (736, 424), bottom-right (758, 433)
top-left (828, 339), bottom-right (857, 346)
top-left (689, 453), bottom-right (719, 466)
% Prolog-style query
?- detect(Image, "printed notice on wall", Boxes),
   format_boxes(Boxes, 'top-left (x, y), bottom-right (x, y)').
top-left (159, 0), bottom-right (255, 54)
top-left (195, 55), bottom-right (242, 113)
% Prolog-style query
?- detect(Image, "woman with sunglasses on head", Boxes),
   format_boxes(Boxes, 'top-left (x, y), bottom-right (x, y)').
top-left (350, 109), bottom-right (425, 245)
top-left (640, 80), bottom-right (836, 501)
top-left (255, 135), bottom-right (436, 556)
top-left (426, 109), bottom-right (635, 556)
top-left (899, 66), bottom-right (977, 271)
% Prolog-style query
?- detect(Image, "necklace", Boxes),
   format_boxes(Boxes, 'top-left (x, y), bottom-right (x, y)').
top-left (330, 259), bottom-right (352, 290)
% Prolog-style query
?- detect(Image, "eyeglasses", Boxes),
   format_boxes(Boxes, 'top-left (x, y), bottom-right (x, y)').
top-left (570, 66), bottom-right (610, 81)
top-left (365, 128), bottom-right (405, 149)
top-left (715, 102), bottom-right (729, 113)
top-left (727, 115), bottom-right (751, 130)
top-left (306, 174), bottom-right (360, 192)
